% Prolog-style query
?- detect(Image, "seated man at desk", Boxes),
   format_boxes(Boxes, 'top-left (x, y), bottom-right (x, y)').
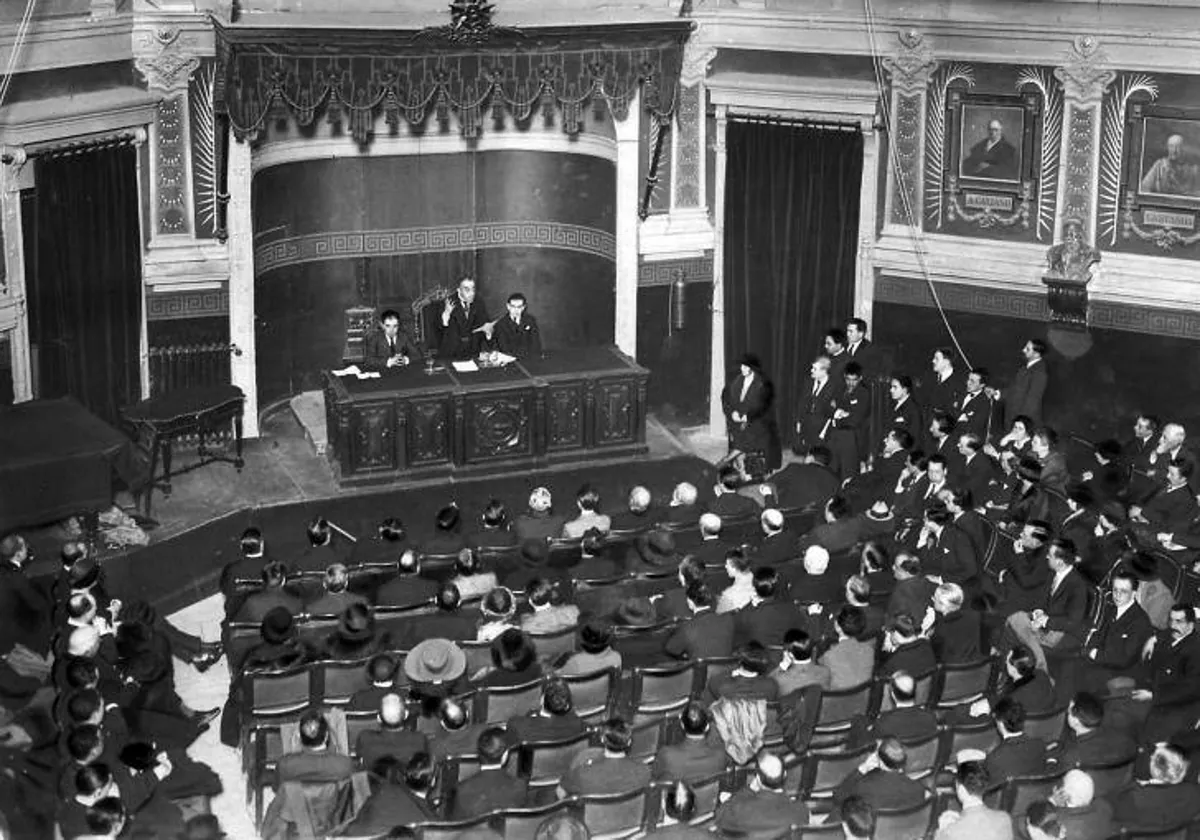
top-left (365, 309), bottom-right (421, 370)
top-left (492, 292), bottom-right (542, 359)
top-left (438, 277), bottom-right (493, 360)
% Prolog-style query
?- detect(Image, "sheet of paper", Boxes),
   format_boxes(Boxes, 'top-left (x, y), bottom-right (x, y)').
top-left (355, 371), bottom-right (381, 379)
top-left (332, 365), bottom-right (361, 376)
top-left (452, 361), bottom-right (479, 372)
top-left (494, 352), bottom-right (517, 365)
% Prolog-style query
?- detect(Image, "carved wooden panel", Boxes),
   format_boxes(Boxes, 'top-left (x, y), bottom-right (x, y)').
top-left (595, 380), bottom-right (636, 445)
top-left (464, 390), bottom-right (533, 462)
top-left (350, 402), bottom-right (396, 471)
top-left (407, 397), bottom-right (450, 465)
top-left (545, 384), bottom-right (584, 451)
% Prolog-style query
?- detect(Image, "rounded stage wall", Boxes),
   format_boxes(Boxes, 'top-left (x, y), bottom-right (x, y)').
top-left (252, 149), bottom-right (616, 404)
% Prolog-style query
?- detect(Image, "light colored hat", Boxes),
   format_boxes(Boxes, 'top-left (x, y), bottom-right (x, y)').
top-left (528, 487), bottom-right (553, 512)
top-left (404, 638), bottom-right (467, 684)
top-left (68, 625), bottom-right (101, 657)
top-left (955, 748), bottom-right (987, 765)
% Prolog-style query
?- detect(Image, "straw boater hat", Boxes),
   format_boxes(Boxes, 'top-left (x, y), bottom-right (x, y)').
top-left (404, 638), bottom-right (466, 684)
top-left (866, 501), bottom-right (894, 522)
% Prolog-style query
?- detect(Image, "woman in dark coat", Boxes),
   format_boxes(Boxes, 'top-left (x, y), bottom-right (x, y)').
top-left (721, 353), bottom-right (782, 474)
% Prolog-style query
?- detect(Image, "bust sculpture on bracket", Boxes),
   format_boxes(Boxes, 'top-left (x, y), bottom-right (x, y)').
top-left (1043, 217), bottom-right (1101, 357)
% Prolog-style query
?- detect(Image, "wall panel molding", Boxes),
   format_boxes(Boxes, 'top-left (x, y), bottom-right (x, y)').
top-left (638, 254), bottom-right (713, 286)
top-left (146, 287), bottom-right (229, 320)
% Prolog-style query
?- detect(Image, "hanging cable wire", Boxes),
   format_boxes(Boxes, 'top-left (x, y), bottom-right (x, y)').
top-left (862, 0), bottom-right (973, 369)
top-left (0, 0), bottom-right (38, 112)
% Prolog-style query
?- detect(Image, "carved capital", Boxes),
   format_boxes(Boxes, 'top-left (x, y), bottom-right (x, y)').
top-left (1054, 36), bottom-right (1115, 105)
top-left (135, 26), bottom-right (202, 94)
top-left (679, 35), bottom-right (717, 88)
top-left (883, 29), bottom-right (938, 97)
top-left (0, 147), bottom-right (27, 194)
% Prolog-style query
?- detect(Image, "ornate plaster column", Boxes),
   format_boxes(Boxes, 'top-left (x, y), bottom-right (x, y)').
top-left (856, 121), bottom-right (881, 322)
top-left (134, 25), bottom-right (201, 242)
top-left (0, 150), bottom-right (31, 401)
top-left (1053, 36), bottom-right (1115, 244)
top-left (670, 38), bottom-right (716, 222)
top-left (614, 90), bottom-right (642, 357)
top-left (708, 105), bottom-right (728, 439)
top-left (226, 133), bottom-right (259, 437)
top-left (882, 30), bottom-right (938, 230)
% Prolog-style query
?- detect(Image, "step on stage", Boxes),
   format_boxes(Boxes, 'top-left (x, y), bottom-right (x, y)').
top-left (321, 345), bottom-right (649, 486)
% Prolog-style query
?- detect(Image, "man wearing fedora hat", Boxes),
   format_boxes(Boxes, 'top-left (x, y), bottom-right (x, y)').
top-left (395, 584), bottom-right (476, 649)
top-left (627, 528), bottom-right (683, 575)
top-left (611, 595), bottom-right (669, 668)
top-left (665, 583), bottom-right (735, 662)
top-left (448, 727), bottom-right (530, 819)
top-left (404, 638), bottom-right (468, 694)
top-left (355, 693), bottom-right (429, 772)
top-left (559, 718), bottom-right (652, 799)
top-left (320, 604), bottom-right (388, 661)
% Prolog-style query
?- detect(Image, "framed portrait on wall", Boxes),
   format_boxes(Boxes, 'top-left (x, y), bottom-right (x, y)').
top-left (1120, 103), bottom-right (1200, 251)
top-left (941, 91), bottom-right (1039, 231)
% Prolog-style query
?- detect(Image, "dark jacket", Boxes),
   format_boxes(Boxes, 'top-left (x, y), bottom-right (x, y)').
top-left (449, 768), bottom-right (529, 819)
top-left (492, 313), bottom-right (542, 359)
top-left (930, 608), bottom-right (984, 665)
top-left (664, 609), bottom-right (736, 661)
top-left (985, 733), bottom-right (1048, 781)
top-left (652, 736), bottom-right (729, 783)
top-left (1084, 601), bottom-right (1154, 676)
top-left (772, 463), bottom-right (839, 511)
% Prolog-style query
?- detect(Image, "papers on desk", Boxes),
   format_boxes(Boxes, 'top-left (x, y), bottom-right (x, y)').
top-left (332, 365), bottom-right (381, 379)
top-left (452, 361), bottom-right (479, 373)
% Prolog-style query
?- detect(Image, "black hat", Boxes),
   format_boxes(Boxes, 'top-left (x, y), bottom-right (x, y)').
top-left (635, 530), bottom-right (678, 567)
top-left (736, 353), bottom-right (762, 371)
top-left (337, 607), bottom-right (374, 643)
top-left (261, 607), bottom-right (295, 645)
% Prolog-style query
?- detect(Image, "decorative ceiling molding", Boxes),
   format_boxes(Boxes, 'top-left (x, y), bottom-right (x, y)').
top-left (707, 72), bottom-right (878, 130)
top-left (881, 28), bottom-right (937, 97)
top-left (212, 20), bottom-right (690, 145)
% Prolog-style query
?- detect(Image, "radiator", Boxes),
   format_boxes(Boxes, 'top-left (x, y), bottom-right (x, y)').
top-left (148, 342), bottom-right (236, 443)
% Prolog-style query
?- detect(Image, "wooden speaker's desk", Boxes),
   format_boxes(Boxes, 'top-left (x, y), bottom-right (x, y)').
top-left (322, 346), bottom-right (649, 486)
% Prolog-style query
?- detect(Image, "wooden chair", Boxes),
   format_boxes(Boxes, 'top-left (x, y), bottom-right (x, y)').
top-left (246, 665), bottom-right (312, 718)
top-left (529, 625), bottom-right (578, 664)
top-left (317, 657), bottom-right (371, 705)
top-left (576, 786), bottom-right (659, 839)
top-left (810, 679), bottom-right (877, 747)
top-left (1076, 755), bottom-right (1135, 797)
top-left (1023, 705), bottom-right (1068, 748)
top-left (899, 729), bottom-right (944, 780)
top-left (934, 658), bottom-right (996, 709)
top-left (630, 661), bottom-right (698, 716)
top-left (685, 767), bottom-right (732, 825)
top-left (628, 717), bottom-right (667, 764)
top-left (796, 743), bottom-right (876, 799)
top-left (461, 639), bottom-right (495, 680)
top-left (500, 799), bottom-right (582, 840)
top-left (940, 717), bottom-right (1001, 767)
top-left (343, 710), bottom-right (378, 752)
top-left (477, 677), bottom-right (545, 724)
top-left (987, 767), bottom-right (1066, 815)
top-left (560, 667), bottom-right (618, 722)
top-left (518, 731), bottom-right (595, 789)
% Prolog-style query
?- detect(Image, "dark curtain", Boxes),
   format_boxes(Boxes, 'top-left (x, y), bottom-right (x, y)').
top-left (23, 144), bottom-right (143, 424)
top-left (724, 121), bottom-right (863, 450)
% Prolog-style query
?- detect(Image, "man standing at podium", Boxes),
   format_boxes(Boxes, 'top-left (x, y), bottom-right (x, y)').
top-left (365, 309), bottom-right (420, 370)
top-left (492, 293), bottom-right (542, 359)
top-left (438, 277), bottom-right (492, 359)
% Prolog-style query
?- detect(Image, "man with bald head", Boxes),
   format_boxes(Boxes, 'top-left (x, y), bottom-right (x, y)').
top-left (714, 752), bottom-right (809, 838)
top-left (753, 508), bottom-right (795, 568)
top-left (355, 693), bottom-right (429, 770)
top-left (665, 482), bottom-right (701, 526)
top-left (1050, 769), bottom-right (1114, 840)
top-left (1141, 134), bottom-right (1200, 196)
top-left (610, 485), bottom-right (663, 532)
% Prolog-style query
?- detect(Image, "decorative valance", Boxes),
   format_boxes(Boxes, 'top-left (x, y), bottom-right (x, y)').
top-left (212, 20), bottom-right (691, 145)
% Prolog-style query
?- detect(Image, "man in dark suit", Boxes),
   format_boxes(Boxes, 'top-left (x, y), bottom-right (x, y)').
top-left (829, 737), bottom-right (929, 824)
top-left (1139, 601), bottom-right (1200, 740)
top-left (798, 495), bottom-right (864, 556)
top-left (437, 277), bottom-right (492, 359)
top-left (715, 753), bottom-right (809, 838)
top-left (753, 508), bottom-right (796, 568)
top-left (1001, 338), bottom-right (1048, 428)
top-left (275, 711), bottom-right (357, 788)
top-left (652, 702), bottom-right (728, 783)
top-left (929, 582), bottom-right (984, 665)
top-left (771, 446), bottom-right (840, 511)
top-left (448, 727), bottom-right (529, 818)
top-left (985, 697), bottom-right (1048, 783)
top-left (1108, 743), bottom-right (1200, 834)
top-left (1056, 691), bottom-right (1138, 769)
top-left (782, 545), bottom-right (845, 607)
top-left (957, 368), bottom-right (997, 442)
top-left (491, 292), bottom-right (541, 359)
top-left (364, 308), bottom-right (421, 370)
top-left (340, 755), bottom-right (435, 836)
top-left (355, 693), bottom-right (430, 772)
top-left (826, 362), bottom-right (871, 480)
top-left (506, 677), bottom-right (587, 744)
top-left (707, 642), bottom-right (780, 703)
top-left (955, 433), bottom-right (999, 508)
top-left (917, 501), bottom-right (979, 591)
top-left (924, 348), bottom-right (966, 442)
top-left (1078, 568), bottom-right (1154, 693)
top-left (665, 582), bottom-right (735, 661)
top-left (233, 561), bottom-right (303, 625)
top-left (219, 527), bottom-right (272, 619)
top-left (962, 119), bottom-right (1018, 179)
top-left (848, 671), bottom-right (938, 748)
top-left (376, 549), bottom-right (440, 609)
top-left (707, 466), bottom-right (762, 520)
top-left (734, 567), bottom-right (805, 648)
top-left (844, 317), bottom-right (877, 377)
top-left (794, 355), bottom-right (836, 455)
top-left (558, 718), bottom-right (652, 798)
top-left (879, 613), bottom-right (937, 678)
top-left (1134, 458), bottom-right (1199, 531)
top-left (885, 554), bottom-right (935, 627)
top-left (394, 585), bottom-right (476, 649)
top-left (1003, 537), bottom-right (1090, 671)
top-left (609, 486), bottom-right (664, 533)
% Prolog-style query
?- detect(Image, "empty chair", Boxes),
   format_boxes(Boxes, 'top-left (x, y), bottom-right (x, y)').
top-left (810, 679), bottom-right (877, 747)
top-left (873, 796), bottom-right (935, 840)
top-left (796, 743), bottom-right (877, 799)
top-left (559, 667), bottom-right (617, 722)
top-left (478, 677), bottom-right (545, 724)
top-left (1023, 705), bottom-right (1068, 748)
top-left (628, 717), bottom-right (667, 764)
top-left (500, 799), bottom-right (582, 840)
top-left (577, 787), bottom-right (659, 839)
top-left (899, 729), bottom-right (944, 780)
top-left (988, 768), bottom-right (1067, 816)
top-left (684, 768), bottom-right (731, 825)
top-left (529, 626), bottom-right (578, 664)
top-left (461, 639), bottom-right (495, 680)
top-left (247, 665), bottom-right (312, 717)
top-left (935, 658), bottom-right (996, 709)
top-left (343, 710), bottom-right (379, 750)
top-left (630, 662), bottom-right (698, 717)
top-left (519, 731), bottom-right (595, 790)
top-left (318, 657), bottom-right (371, 705)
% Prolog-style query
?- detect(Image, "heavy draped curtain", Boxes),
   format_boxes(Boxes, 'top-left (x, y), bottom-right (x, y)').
top-left (23, 144), bottom-right (143, 424)
top-left (724, 120), bottom-right (863, 448)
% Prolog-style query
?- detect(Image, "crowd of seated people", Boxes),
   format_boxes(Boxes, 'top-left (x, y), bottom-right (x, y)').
top-left (7, 344), bottom-right (1200, 839)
